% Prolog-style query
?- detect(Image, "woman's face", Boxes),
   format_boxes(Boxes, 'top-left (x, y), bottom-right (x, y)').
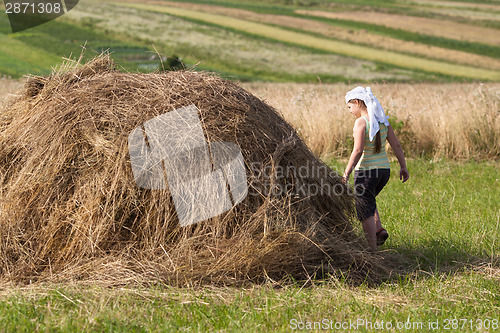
top-left (347, 100), bottom-right (362, 118)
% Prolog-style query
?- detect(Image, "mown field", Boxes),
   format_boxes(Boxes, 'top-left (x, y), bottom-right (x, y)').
top-left (1, 0), bottom-right (500, 81)
top-left (0, 0), bottom-right (499, 331)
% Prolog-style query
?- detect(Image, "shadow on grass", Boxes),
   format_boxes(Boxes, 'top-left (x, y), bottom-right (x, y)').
top-left (380, 238), bottom-right (499, 282)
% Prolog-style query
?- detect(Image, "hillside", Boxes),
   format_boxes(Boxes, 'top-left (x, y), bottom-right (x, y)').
top-left (1, 0), bottom-right (500, 82)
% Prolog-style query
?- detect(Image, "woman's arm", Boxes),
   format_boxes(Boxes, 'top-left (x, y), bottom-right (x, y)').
top-left (343, 118), bottom-right (365, 183)
top-left (386, 124), bottom-right (410, 182)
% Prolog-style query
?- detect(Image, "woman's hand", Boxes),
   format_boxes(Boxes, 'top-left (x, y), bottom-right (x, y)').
top-left (400, 167), bottom-right (410, 183)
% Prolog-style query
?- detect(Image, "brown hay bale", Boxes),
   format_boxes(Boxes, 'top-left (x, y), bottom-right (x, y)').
top-left (0, 54), bottom-right (384, 286)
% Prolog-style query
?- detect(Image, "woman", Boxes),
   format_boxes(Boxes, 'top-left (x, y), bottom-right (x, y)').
top-left (342, 86), bottom-right (410, 251)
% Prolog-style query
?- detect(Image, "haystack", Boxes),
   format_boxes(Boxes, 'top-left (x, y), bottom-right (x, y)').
top-left (0, 55), bottom-right (384, 285)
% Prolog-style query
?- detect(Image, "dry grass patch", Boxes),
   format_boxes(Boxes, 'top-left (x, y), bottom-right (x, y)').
top-left (0, 78), bottom-right (22, 98)
top-left (0, 78), bottom-right (22, 110)
top-left (245, 82), bottom-right (500, 160)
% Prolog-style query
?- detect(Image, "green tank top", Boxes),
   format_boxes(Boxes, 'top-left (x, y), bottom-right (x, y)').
top-left (355, 116), bottom-right (390, 171)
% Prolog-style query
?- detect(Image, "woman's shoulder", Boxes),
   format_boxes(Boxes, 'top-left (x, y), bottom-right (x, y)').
top-left (355, 117), bottom-right (367, 126)
top-left (354, 117), bottom-right (368, 131)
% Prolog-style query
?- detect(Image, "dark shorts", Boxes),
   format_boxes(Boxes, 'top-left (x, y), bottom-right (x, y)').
top-left (354, 168), bottom-right (390, 221)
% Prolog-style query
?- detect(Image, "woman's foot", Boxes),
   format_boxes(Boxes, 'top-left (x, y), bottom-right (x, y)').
top-left (376, 228), bottom-right (389, 246)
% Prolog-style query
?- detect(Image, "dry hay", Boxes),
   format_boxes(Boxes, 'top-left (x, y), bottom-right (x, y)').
top-left (0, 54), bottom-right (384, 286)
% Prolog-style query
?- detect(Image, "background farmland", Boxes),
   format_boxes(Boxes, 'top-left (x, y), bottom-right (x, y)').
top-left (1, 0), bottom-right (500, 82)
top-left (0, 0), bottom-right (499, 331)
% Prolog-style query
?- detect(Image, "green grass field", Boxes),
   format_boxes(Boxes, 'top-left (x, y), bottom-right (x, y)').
top-left (1, 158), bottom-right (498, 331)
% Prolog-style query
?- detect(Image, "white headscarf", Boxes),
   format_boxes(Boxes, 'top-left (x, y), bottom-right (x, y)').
top-left (345, 86), bottom-right (389, 142)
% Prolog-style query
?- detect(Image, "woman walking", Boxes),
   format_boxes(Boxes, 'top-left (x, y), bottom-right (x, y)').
top-left (342, 86), bottom-right (409, 251)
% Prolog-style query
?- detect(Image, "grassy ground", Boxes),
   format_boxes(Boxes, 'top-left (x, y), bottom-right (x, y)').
top-left (0, 158), bottom-right (498, 332)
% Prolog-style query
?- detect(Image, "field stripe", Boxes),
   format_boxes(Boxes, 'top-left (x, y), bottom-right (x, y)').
top-left (0, 35), bottom-right (62, 77)
top-left (115, 2), bottom-right (500, 81)
top-left (297, 10), bottom-right (500, 47)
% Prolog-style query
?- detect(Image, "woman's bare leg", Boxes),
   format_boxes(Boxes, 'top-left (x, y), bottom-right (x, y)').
top-left (362, 215), bottom-right (377, 251)
top-left (374, 209), bottom-right (383, 231)
top-left (374, 208), bottom-right (389, 246)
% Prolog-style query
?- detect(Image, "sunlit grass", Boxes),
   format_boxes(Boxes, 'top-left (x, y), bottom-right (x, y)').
top-left (0, 35), bottom-right (62, 77)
